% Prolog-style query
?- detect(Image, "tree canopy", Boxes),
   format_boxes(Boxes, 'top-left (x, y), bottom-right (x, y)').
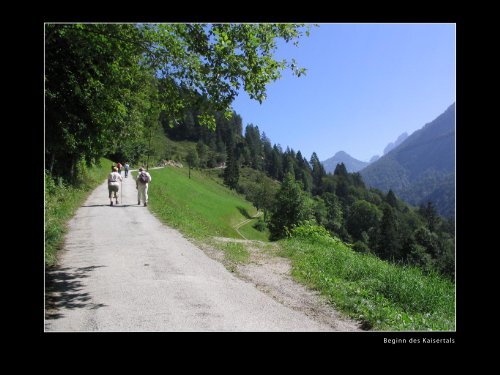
top-left (45, 23), bottom-right (311, 180)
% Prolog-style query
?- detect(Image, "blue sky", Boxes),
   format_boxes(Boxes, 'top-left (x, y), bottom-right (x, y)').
top-left (231, 23), bottom-right (455, 162)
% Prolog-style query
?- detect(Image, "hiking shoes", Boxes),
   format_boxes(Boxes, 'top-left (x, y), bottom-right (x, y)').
top-left (144, 202), bottom-right (147, 206)
top-left (110, 201), bottom-right (113, 206)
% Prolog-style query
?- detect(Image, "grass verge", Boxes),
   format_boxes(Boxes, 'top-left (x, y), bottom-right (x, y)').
top-left (45, 157), bottom-right (113, 266)
top-left (280, 225), bottom-right (455, 331)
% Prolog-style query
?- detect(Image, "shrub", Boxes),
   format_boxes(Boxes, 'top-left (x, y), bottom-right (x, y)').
top-left (253, 219), bottom-right (266, 232)
top-left (353, 241), bottom-right (371, 253)
top-left (289, 221), bottom-right (344, 246)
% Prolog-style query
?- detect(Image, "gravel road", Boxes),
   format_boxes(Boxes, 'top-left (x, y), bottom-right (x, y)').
top-left (45, 172), bottom-right (334, 331)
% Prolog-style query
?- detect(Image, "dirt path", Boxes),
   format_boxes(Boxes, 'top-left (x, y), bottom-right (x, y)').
top-left (210, 238), bottom-right (361, 331)
top-left (233, 211), bottom-right (263, 240)
top-left (45, 174), bottom-right (338, 331)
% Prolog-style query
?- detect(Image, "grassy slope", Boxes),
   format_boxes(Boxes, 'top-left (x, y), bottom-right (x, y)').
top-left (238, 219), bottom-right (270, 242)
top-left (45, 157), bottom-right (113, 266)
top-left (280, 233), bottom-right (455, 331)
top-left (145, 166), bottom-right (267, 242)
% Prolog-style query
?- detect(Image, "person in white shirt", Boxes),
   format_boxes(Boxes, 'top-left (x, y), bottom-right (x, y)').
top-left (108, 167), bottom-right (123, 206)
top-left (124, 162), bottom-right (130, 178)
top-left (136, 166), bottom-right (152, 206)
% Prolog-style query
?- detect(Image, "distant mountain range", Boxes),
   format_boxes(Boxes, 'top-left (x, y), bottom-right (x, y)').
top-left (321, 133), bottom-right (409, 173)
top-left (322, 151), bottom-right (369, 173)
top-left (360, 103), bottom-right (455, 217)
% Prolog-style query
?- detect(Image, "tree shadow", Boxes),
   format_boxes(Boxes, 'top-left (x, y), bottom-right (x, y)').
top-left (45, 265), bottom-right (107, 320)
top-left (112, 205), bottom-right (145, 208)
top-left (82, 204), bottom-right (143, 208)
top-left (236, 206), bottom-right (251, 219)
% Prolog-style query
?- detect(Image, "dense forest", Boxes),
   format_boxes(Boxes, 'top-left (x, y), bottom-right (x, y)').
top-left (45, 24), bottom-right (454, 280)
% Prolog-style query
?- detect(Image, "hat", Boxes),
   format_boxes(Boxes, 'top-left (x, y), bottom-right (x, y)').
top-left (113, 167), bottom-right (118, 171)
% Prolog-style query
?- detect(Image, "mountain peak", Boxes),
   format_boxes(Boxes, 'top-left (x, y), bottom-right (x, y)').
top-left (383, 132), bottom-right (409, 155)
top-left (322, 151), bottom-right (369, 173)
top-left (334, 151), bottom-right (350, 158)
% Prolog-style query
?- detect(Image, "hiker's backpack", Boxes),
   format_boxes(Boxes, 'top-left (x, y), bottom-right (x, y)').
top-left (139, 171), bottom-right (150, 183)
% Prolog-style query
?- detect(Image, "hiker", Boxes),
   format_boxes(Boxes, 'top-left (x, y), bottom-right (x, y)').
top-left (136, 166), bottom-right (152, 206)
top-left (108, 167), bottom-right (123, 206)
top-left (124, 162), bottom-right (130, 178)
top-left (117, 162), bottom-right (122, 175)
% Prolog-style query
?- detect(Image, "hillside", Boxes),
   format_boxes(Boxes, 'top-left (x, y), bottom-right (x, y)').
top-left (360, 103), bottom-right (455, 217)
top-left (147, 166), bottom-right (269, 241)
top-left (322, 151), bottom-right (370, 173)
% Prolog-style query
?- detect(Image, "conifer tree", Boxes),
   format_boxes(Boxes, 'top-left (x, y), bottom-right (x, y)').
top-left (334, 162), bottom-right (348, 177)
top-left (223, 138), bottom-right (239, 189)
top-left (386, 189), bottom-right (398, 208)
top-left (269, 172), bottom-right (309, 239)
top-left (419, 201), bottom-right (440, 232)
top-left (376, 204), bottom-right (401, 260)
top-left (310, 152), bottom-right (326, 196)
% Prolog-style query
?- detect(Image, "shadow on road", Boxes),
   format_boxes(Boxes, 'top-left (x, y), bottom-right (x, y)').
top-left (45, 265), bottom-right (107, 320)
top-left (82, 204), bottom-right (144, 208)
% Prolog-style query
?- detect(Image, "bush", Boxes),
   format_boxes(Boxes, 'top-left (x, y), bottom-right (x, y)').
top-left (253, 219), bottom-right (266, 232)
top-left (353, 241), bottom-right (371, 253)
top-left (289, 222), bottom-right (343, 245)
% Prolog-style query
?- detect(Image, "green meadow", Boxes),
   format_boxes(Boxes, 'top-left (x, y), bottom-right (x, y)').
top-left (145, 166), bottom-right (267, 242)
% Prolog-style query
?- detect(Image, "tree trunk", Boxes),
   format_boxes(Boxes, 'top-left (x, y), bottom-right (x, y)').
top-left (69, 157), bottom-right (76, 182)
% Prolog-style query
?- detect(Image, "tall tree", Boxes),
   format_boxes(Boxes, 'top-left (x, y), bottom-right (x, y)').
top-left (251, 178), bottom-right (277, 222)
top-left (322, 192), bottom-right (343, 235)
top-left (269, 145), bottom-right (284, 180)
top-left (269, 172), bottom-right (309, 239)
top-left (196, 140), bottom-right (207, 167)
top-left (385, 189), bottom-right (399, 208)
top-left (223, 137), bottom-right (239, 189)
top-left (244, 124), bottom-right (263, 170)
top-left (419, 201), bottom-right (440, 232)
top-left (334, 162), bottom-right (349, 177)
top-left (310, 152), bottom-right (326, 196)
top-left (186, 148), bottom-right (199, 179)
top-left (376, 204), bottom-right (401, 260)
top-left (346, 200), bottom-right (382, 241)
